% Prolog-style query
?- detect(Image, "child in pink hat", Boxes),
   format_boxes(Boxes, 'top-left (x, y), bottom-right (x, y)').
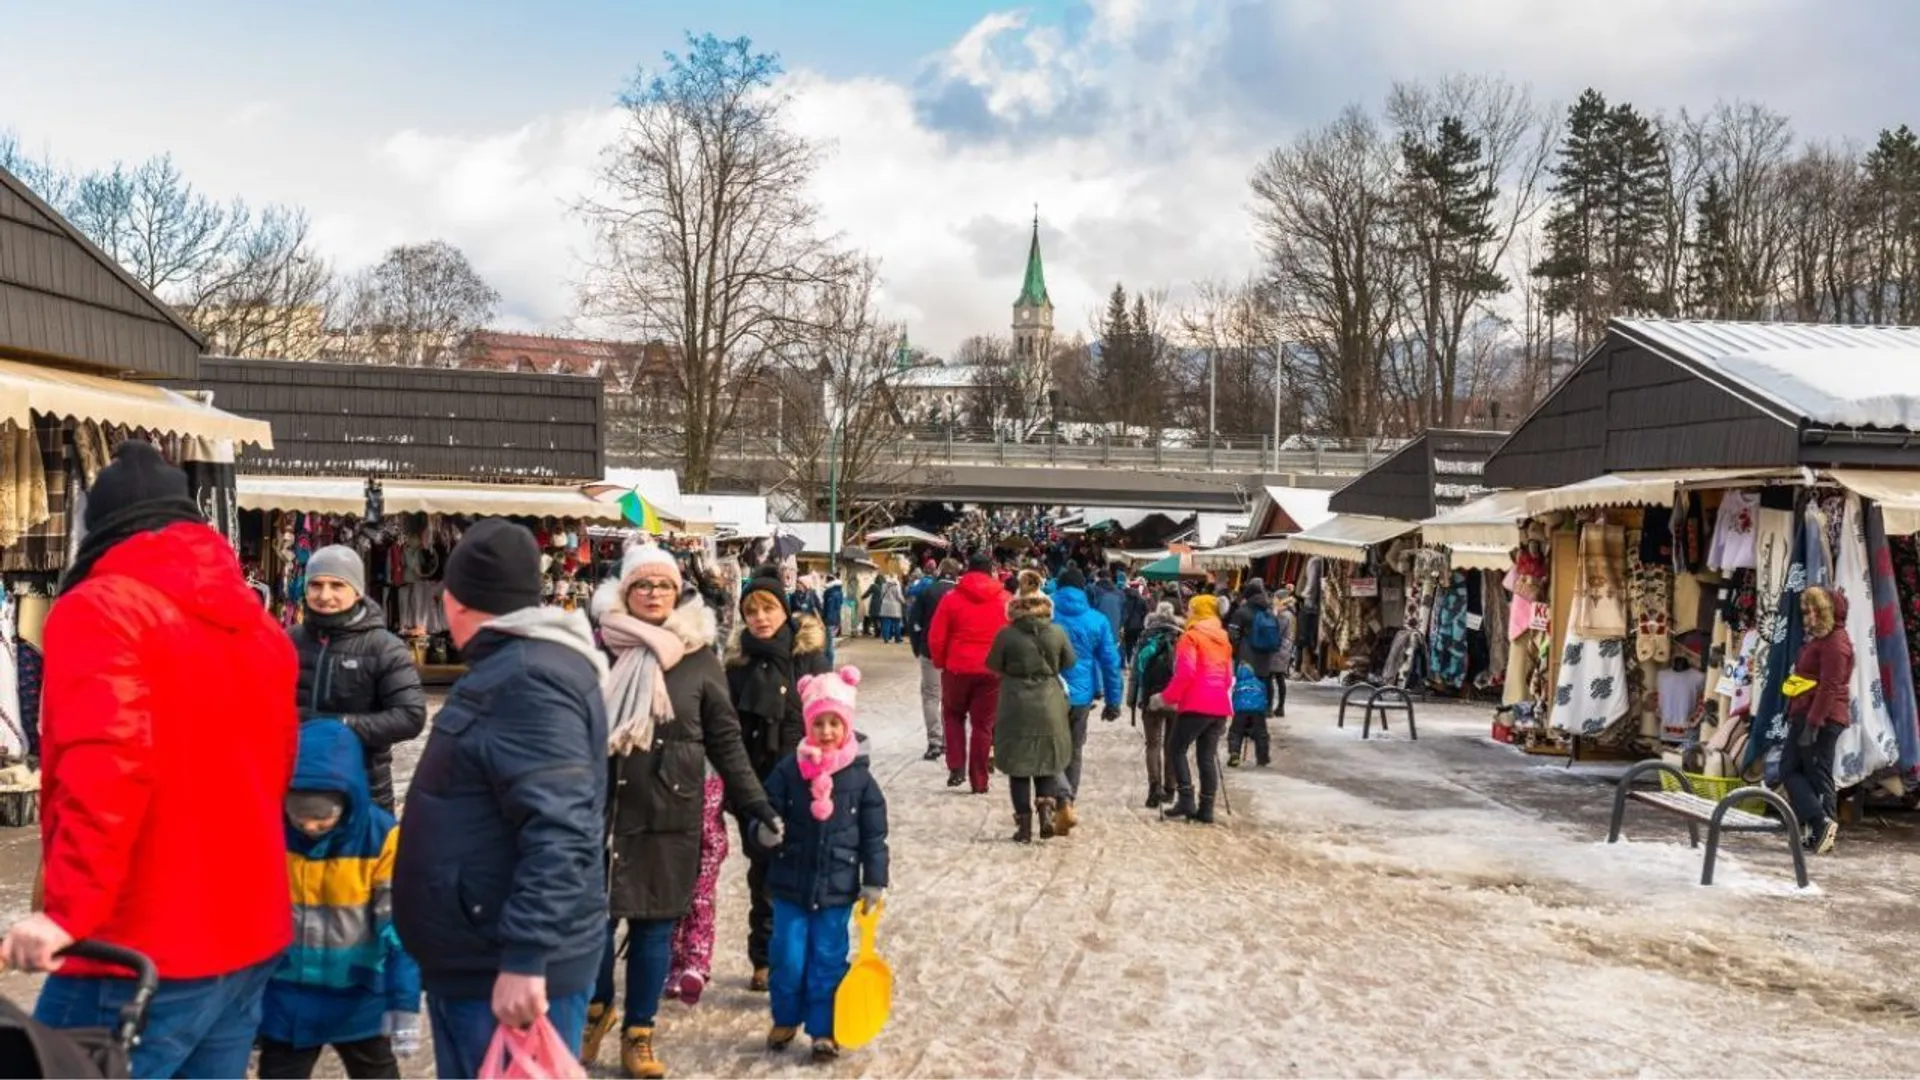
top-left (752, 665), bottom-right (891, 1062)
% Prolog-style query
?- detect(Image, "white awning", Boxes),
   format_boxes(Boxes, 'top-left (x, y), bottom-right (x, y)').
top-left (0, 358), bottom-right (273, 446)
top-left (1420, 489), bottom-right (1534, 548)
top-left (1524, 470), bottom-right (1798, 515)
top-left (1445, 543), bottom-right (1515, 572)
top-left (1189, 536), bottom-right (1290, 571)
top-left (1831, 470), bottom-right (1920, 535)
top-left (238, 475), bottom-right (631, 523)
top-left (1286, 514), bottom-right (1419, 563)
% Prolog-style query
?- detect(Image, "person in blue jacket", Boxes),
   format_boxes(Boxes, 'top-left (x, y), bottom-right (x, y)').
top-left (752, 666), bottom-right (889, 1064)
top-left (1087, 571), bottom-right (1127, 644)
top-left (1050, 566), bottom-right (1125, 834)
top-left (259, 719), bottom-right (422, 1079)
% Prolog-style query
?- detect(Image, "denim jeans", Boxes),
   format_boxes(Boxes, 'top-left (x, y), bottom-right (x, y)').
top-left (425, 990), bottom-right (589, 1080)
top-left (878, 616), bottom-right (902, 643)
top-left (35, 957), bottom-right (275, 1080)
top-left (591, 917), bottom-right (675, 1028)
top-left (1064, 704), bottom-right (1091, 802)
top-left (768, 899), bottom-right (852, 1038)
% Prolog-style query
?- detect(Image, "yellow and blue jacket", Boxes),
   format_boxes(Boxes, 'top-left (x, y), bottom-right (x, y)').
top-left (261, 719), bottom-right (422, 1049)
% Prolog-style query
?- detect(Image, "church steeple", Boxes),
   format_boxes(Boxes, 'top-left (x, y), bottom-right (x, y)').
top-left (1015, 209), bottom-right (1051, 309)
top-left (1012, 209), bottom-right (1054, 370)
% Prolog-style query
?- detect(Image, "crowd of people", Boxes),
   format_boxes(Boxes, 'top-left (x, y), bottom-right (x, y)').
top-left (0, 442), bottom-right (888, 1080)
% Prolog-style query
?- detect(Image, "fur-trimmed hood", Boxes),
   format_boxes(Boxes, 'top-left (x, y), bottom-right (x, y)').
top-left (1009, 592), bottom-right (1054, 621)
top-left (658, 595), bottom-right (718, 652)
top-left (726, 612), bottom-right (826, 666)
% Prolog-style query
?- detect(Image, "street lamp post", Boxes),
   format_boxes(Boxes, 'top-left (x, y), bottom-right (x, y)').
top-left (1207, 350), bottom-right (1217, 468)
top-left (1271, 338), bottom-right (1285, 473)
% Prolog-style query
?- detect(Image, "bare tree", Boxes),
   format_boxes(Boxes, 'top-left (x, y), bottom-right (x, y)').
top-left (1252, 106), bottom-right (1409, 437)
top-left (956, 334), bottom-right (1051, 439)
top-left (576, 33), bottom-right (849, 492)
top-left (1177, 278), bottom-right (1282, 440)
top-left (773, 261), bottom-right (922, 533)
top-left (333, 241), bottom-right (498, 366)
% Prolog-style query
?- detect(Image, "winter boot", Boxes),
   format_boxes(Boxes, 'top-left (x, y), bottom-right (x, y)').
top-left (947, 767), bottom-right (965, 788)
top-left (812, 1038), bottom-right (841, 1062)
top-left (622, 1027), bottom-right (667, 1080)
top-left (582, 1002), bottom-right (618, 1065)
top-left (767, 1025), bottom-right (799, 1051)
top-left (1012, 812), bottom-right (1034, 844)
top-left (1161, 789), bottom-right (1196, 820)
top-left (1190, 795), bottom-right (1217, 825)
top-left (1036, 796), bottom-right (1058, 839)
top-left (1145, 787), bottom-right (1164, 809)
top-left (1227, 752), bottom-right (1243, 768)
top-left (924, 743), bottom-right (944, 761)
top-left (673, 970), bottom-right (706, 1006)
top-left (749, 966), bottom-right (770, 993)
top-left (1054, 799), bottom-right (1079, 837)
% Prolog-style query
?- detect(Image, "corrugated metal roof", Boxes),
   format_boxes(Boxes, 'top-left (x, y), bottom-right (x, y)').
top-left (1615, 318), bottom-right (1920, 430)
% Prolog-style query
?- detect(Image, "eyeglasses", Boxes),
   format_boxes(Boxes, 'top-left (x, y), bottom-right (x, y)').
top-left (627, 580), bottom-right (679, 594)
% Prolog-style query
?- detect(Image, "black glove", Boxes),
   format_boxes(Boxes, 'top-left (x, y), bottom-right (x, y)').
top-left (1101, 704), bottom-right (1121, 723)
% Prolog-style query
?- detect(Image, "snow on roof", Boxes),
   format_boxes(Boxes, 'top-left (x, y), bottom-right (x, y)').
top-left (676, 494), bottom-right (771, 538)
top-left (1616, 318), bottom-right (1920, 430)
top-left (1195, 513), bottom-right (1250, 547)
top-left (892, 363), bottom-right (983, 390)
top-left (1253, 486), bottom-right (1335, 535)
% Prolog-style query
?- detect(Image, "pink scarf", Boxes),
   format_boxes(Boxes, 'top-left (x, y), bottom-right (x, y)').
top-left (600, 610), bottom-right (688, 756)
top-left (795, 734), bottom-right (858, 821)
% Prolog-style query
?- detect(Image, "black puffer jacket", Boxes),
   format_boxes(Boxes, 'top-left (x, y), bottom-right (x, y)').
top-left (607, 599), bottom-right (773, 921)
top-left (289, 599), bottom-right (428, 811)
top-left (726, 613), bottom-right (830, 780)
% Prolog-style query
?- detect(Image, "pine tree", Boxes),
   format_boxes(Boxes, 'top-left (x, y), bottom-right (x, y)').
top-left (1859, 125), bottom-right (1920, 322)
top-left (1686, 177), bottom-right (1739, 318)
top-left (1398, 114), bottom-right (1506, 425)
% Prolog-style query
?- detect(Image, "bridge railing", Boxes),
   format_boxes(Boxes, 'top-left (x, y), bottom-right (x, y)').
top-left (605, 423), bottom-right (1390, 475)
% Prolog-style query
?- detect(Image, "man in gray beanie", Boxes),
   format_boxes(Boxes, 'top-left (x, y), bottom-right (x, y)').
top-left (287, 544), bottom-right (426, 812)
top-left (393, 518), bottom-right (610, 1077)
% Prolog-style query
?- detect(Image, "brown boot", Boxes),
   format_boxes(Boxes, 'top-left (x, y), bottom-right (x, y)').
top-left (1054, 799), bottom-right (1079, 837)
top-left (749, 966), bottom-right (770, 993)
top-left (1036, 797), bottom-right (1057, 839)
top-left (767, 1024), bottom-right (800, 1051)
top-left (622, 1026), bottom-right (667, 1080)
top-left (1012, 812), bottom-right (1033, 844)
top-left (581, 1002), bottom-right (617, 1065)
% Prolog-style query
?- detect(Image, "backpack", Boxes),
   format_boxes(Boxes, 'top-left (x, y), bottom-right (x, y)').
top-left (1134, 631), bottom-right (1176, 700)
top-left (1250, 607), bottom-right (1283, 653)
top-left (1232, 664), bottom-right (1269, 713)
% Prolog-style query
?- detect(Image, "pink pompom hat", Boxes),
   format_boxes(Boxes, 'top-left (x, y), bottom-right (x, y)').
top-left (798, 665), bottom-right (861, 736)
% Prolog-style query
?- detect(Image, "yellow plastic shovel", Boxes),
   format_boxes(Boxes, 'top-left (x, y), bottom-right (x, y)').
top-left (834, 899), bottom-right (892, 1050)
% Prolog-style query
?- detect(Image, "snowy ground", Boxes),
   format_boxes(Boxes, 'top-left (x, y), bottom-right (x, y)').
top-left (6, 638), bottom-right (1920, 1077)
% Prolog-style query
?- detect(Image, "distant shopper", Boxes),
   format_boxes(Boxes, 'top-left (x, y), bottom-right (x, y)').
top-left (392, 518), bottom-right (610, 1080)
top-left (1152, 593), bottom-right (1234, 825)
top-left (986, 573), bottom-right (1077, 843)
top-left (1121, 580), bottom-right (1149, 664)
top-left (1226, 663), bottom-right (1272, 768)
top-left (1049, 567), bottom-right (1124, 835)
top-left (877, 575), bottom-right (907, 644)
top-left (7, 441), bottom-right (299, 1079)
top-left (930, 554), bottom-right (1011, 793)
top-left (1228, 579), bottom-right (1284, 724)
top-left (289, 544), bottom-right (428, 812)
top-left (908, 559), bottom-right (962, 762)
top-left (1129, 603), bottom-right (1184, 808)
top-left (1780, 585), bottom-right (1855, 856)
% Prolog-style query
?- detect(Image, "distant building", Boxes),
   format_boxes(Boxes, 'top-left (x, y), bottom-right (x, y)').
top-left (1011, 210), bottom-right (1054, 382)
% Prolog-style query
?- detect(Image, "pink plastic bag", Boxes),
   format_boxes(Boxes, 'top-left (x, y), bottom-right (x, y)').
top-left (477, 1017), bottom-right (587, 1080)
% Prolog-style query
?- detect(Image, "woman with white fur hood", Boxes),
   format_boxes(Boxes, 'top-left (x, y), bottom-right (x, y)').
top-left (581, 544), bottom-right (781, 1080)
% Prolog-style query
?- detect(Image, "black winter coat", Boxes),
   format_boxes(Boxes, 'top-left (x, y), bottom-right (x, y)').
top-left (289, 599), bottom-right (428, 810)
top-left (908, 577), bottom-right (957, 658)
top-left (726, 613), bottom-right (830, 780)
top-left (393, 612), bottom-right (609, 998)
top-left (608, 600), bottom-right (773, 921)
top-left (761, 739), bottom-right (889, 911)
top-left (1122, 589), bottom-right (1149, 635)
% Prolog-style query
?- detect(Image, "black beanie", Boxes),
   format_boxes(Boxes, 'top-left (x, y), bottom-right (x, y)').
top-left (445, 518), bottom-right (543, 615)
top-left (1058, 566), bottom-right (1087, 590)
top-left (740, 564), bottom-right (790, 616)
top-left (967, 553), bottom-right (995, 573)
top-left (85, 440), bottom-right (191, 531)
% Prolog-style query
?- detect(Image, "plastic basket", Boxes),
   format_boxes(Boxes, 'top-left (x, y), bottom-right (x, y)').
top-left (1658, 770), bottom-right (1767, 817)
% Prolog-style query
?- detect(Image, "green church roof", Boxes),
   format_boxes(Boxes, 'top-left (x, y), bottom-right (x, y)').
top-left (1015, 214), bottom-right (1051, 310)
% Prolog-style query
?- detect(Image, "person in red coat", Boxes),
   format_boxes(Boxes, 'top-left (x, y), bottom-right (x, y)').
top-left (1780, 585), bottom-right (1855, 856)
top-left (929, 554), bottom-right (1010, 793)
top-left (1, 441), bottom-right (299, 1080)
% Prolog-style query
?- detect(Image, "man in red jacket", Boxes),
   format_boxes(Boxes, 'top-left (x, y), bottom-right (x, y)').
top-left (1, 441), bottom-right (299, 1079)
top-left (929, 553), bottom-right (1009, 793)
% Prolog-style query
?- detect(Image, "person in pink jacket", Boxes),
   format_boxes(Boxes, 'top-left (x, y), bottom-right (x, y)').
top-left (1149, 593), bottom-right (1235, 824)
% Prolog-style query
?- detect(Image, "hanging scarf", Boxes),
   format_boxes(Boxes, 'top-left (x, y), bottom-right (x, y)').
top-left (796, 733), bottom-right (858, 821)
top-left (1865, 505), bottom-right (1919, 772)
top-left (601, 610), bottom-right (688, 756)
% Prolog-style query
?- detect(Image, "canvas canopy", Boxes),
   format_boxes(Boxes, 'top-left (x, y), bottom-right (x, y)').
top-left (238, 475), bottom-right (635, 523)
top-left (1285, 514), bottom-right (1419, 563)
top-left (0, 357), bottom-right (272, 446)
top-left (1189, 536), bottom-right (1290, 571)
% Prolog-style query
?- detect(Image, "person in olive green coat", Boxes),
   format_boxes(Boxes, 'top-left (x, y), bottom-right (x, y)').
top-left (986, 573), bottom-right (1078, 843)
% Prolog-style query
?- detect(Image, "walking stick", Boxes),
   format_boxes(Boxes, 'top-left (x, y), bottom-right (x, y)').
top-left (1217, 744), bottom-right (1234, 816)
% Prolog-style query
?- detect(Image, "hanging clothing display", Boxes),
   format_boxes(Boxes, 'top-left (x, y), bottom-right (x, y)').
top-left (1832, 495), bottom-right (1900, 789)
top-left (1707, 489), bottom-right (1759, 571)
top-left (1656, 664), bottom-right (1706, 742)
top-left (1551, 631), bottom-right (1630, 735)
top-left (1573, 523), bottom-right (1627, 639)
top-left (0, 599), bottom-right (21, 760)
top-left (1426, 572), bottom-right (1471, 690)
top-left (1628, 543), bottom-right (1671, 662)
top-left (1748, 505), bottom-right (1798, 701)
top-left (1803, 497), bottom-right (1836, 589)
top-left (1865, 505), bottom-right (1920, 773)
top-left (1745, 510), bottom-right (1807, 774)
top-left (1481, 570), bottom-right (1510, 693)
top-left (182, 437), bottom-right (239, 551)
top-left (1890, 536), bottom-right (1920, 766)
top-left (1672, 490), bottom-right (1710, 574)
top-left (0, 419), bottom-right (70, 573)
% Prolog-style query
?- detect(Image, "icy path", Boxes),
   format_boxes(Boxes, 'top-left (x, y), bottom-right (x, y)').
top-left (5, 638), bottom-right (1920, 1076)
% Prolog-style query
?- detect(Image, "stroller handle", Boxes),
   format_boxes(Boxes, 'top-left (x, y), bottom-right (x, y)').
top-left (57, 941), bottom-right (158, 1048)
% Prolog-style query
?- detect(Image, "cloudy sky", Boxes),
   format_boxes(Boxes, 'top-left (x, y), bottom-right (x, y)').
top-left (6, 0), bottom-right (1917, 355)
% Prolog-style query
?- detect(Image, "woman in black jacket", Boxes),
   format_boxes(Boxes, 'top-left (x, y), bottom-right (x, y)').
top-left (584, 546), bottom-right (779, 1080)
top-left (726, 567), bottom-right (829, 992)
top-left (287, 544), bottom-right (427, 812)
